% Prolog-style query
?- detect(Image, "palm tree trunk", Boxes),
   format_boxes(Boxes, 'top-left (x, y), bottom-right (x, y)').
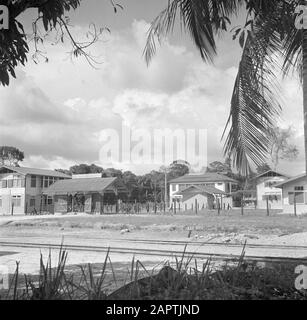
top-left (303, 29), bottom-right (307, 174)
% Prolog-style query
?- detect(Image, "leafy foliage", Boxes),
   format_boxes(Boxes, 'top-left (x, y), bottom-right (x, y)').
top-left (269, 126), bottom-right (299, 170)
top-left (0, 146), bottom-right (24, 166)
top-left (0, 0), bottom-right (122, 86)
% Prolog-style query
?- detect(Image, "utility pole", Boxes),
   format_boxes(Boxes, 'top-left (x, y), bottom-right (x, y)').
top-left (160, 165), bottom-right (169, 208)
top-left (164, 170), bottom-right (167, 206)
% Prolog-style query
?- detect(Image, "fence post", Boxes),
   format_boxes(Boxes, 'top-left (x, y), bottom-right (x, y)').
top-left (294, 193), bottom-right (297, 217)
top-left (266, 198), bottom-right (269, 216)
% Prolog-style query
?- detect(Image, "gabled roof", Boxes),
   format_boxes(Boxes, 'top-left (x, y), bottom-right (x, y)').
top-left (0, 165), bottom-right (71, 179)
top-left (169, 172), bottom-right (238, 184)
top-left (275, 174), bottom-right (306, 188)
top-left (45, 177), bottom-right (127, 194)
top-left (174, 185), bottom-right (227, 196)
top-left (253, 170), bottom-right (288, 180)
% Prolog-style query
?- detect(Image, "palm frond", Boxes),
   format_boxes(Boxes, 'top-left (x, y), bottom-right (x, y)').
top-left (223, 9), bottom-right (286, 175)
top-left (281, 0), bottom-right (303, 80)
top-left (144, 0), bottom-right (243, 65)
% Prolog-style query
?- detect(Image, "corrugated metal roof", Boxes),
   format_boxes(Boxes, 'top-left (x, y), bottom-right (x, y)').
top-left (275, 174), bottom-right (306, 188)
top-left (45, 177), bottom-right (118, 194)
top-left (174, 185), bottom-right (227, 196)
top-left (169, 172), bottom-right (238, 184)
top-left (0, 165), bottom-right (71, 178)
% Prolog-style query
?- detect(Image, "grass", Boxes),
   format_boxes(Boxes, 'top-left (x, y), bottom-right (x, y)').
top-left (1, 245), bottom-right (307, 300)
top-left (7, 210), bottom-right (307, 235)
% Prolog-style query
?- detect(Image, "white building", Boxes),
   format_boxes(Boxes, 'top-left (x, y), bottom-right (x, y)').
top-left (254, 170), bottom-right (288, 210)
top-left (169, 172), bottom-right (238, 209)
top-left (0, 166), bottom-right (71, 215)
top-left (276, 174), bottom-right (307, 215)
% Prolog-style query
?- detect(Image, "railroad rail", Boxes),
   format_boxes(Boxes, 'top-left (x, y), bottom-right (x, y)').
top-left (1, 240), bottom-right (307, 265)
top-left (1, 234), bottom-right (307, 251)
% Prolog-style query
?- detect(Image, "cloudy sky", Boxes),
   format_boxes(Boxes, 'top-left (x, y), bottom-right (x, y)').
top-left (0, 0), bottom-right (304, 175)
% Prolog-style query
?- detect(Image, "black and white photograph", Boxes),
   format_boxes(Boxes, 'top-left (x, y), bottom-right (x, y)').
top-left (1, 0), bottom-right (307, 307)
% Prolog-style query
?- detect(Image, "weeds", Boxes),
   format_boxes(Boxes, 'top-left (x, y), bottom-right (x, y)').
top-left (1, 244), bottom-right (307, 300)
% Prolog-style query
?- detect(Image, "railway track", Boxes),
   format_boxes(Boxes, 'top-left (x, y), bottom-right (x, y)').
top-left (1, 234), bottom-right (307, 252)
top-left (1, 240), bottom-right (307, 265)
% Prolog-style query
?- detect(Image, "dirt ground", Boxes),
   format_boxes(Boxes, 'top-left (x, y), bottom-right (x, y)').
top-left (2, 209), bottom-right (307, 236)
top-left (1, 211), bottom-right (307, 277)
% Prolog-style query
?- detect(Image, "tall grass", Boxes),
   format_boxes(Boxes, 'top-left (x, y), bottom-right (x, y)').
top-left (1, 244), bottom-right (307, 300)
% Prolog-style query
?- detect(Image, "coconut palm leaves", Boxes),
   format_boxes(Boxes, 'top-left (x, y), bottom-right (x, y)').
top-left (144, 0), bottom-right (244, 64)
top-left (144, 0), bottom-right (302, 175)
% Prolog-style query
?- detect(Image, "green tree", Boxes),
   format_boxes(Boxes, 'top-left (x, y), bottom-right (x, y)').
top-left (104, 168), bottom-right (123, 178)
top-left (269, 126), bottom-right (299, 170)
top-left (206, 159), bottom-right (233, 175)
top-left (122, 171), bottom-right (139, 199)
top-left (0, 146), bottom-right (24, 166)
top-left (145, 0), bottom-right (307, 175)
top-left (69, 163), bottom-right (104, 175)
top-left (0, 0), bottom-right (122, 86)
top-left (167, 161), bottom-right (190, 180)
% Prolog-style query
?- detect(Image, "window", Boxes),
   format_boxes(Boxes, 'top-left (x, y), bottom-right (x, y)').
top-left (0, 197), bottom-right (2, 207)
top-left (29, 198), bottom-right (35, 207)
top-left (1, 180), bottom-right (7, 188)
top-left (31, 175), bottom-right (37, 188)
top-left (12, 195), bottom-right (21, 207)
top-left (8, 179), bottom-right (13, 188)
top-left (296, 192), bottom-right (304, 204)
top-left (289, 192), bottom-right (305, 204)
top-left (294, 186), bottom-right (304, 191)
top-left (43, 176), bottom-right (54, 188)
top-left (43, 196), bottom-right (53, 205)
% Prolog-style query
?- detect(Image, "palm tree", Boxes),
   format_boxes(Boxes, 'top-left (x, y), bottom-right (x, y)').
top-left (144, 0), bottom-right (306, 175)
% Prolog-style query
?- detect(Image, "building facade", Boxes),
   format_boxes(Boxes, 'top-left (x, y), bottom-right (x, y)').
top-left (169, 172), bottom-right (238, 208)
top-left (172, 185), bottom-right (226, 210)
top-left (0, 166), bottom-right (71, 215)
top-left (276, 175), bottom-right (307, 215)
top-left (45, 174), bottom-right (128, 214)
top-left (254, 171), bottom-right (288, 210)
